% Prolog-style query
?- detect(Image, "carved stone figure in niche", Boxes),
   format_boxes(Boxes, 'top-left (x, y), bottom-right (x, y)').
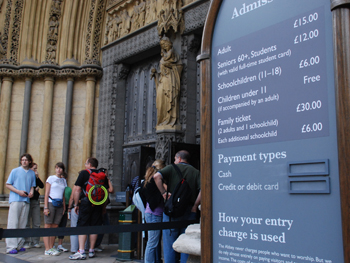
top-left (145, 0), bottom-right (157, 25)
top-left (145, 0), bottom-right (151, 24)
top-left (52, 0), bottom-right (61, 14)
top-left (120, 9), bottom-right (131, 37)
top-left (108, 12), bottom-right (120, 43)
top-left (49, 16), bottom-right (59, 36)
top-left (131, 1), bottom-right (140, 31)
top-left (47, 40), bottom-right (57, 60)
top-left (104, 15), bottom-right (112, 45)
top-left (138, 0), bottom-right (146, 28)
top-left (150, 0), bottom-right (157, 20)
top-left (151, 37), bottom-right (183, 128)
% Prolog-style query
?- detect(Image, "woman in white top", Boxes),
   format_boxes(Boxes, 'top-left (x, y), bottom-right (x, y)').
top-left (43, 162), bottom-right (67, 256)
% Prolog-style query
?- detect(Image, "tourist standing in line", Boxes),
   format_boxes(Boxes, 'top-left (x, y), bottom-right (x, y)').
top-left (69, 157), bottom-right (109, 260)
top-left (5, 153), bottom-right (36, 254)
top-left (143, 160), bottom-right (165, 263)
top-left (68, 184), bottom-right (80, 253)
top-left (55, 171), bottom-right (71, 252)
top-left (93, 168), bottom-right (114, 251)
top-left (153, 150), bottom-right (201, 263)
top-left (24, 162), bottom-right (44, 249)
top-left (43, 162), bottom-right (67, 256)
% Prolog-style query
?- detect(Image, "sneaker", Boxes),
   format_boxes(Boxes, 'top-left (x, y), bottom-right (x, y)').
top-left (33, 243), bottom-right (41, 248)
top-left (7, 249), bottom-right (17, 254)
top-left (89, 250), bottom-right (96, 258)
top-left (52, 247), bottom-right (61, 254)
top-left (94, 246), bottom-right (103, 252)
top-left (57, 245), bottom-right (68, 252)
top-left (45, 248), bottom-right (61, 256)
top-left (23, 243), bottom-right (32, 249)
top-left (69, 251), bottom-right (87, 260)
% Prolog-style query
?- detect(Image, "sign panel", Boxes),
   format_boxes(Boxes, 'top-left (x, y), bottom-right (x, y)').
top-left (211, 1), bottom-right (343, 262)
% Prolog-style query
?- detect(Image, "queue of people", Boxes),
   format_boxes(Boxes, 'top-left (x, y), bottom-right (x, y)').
top-left (5, 150), bottom-right (201, 262)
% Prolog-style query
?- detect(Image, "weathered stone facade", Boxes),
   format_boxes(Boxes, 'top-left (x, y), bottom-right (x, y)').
top-left (0, 0), bottom-right (209, 244)
top-left (98, 0), bottom-right (209, 191)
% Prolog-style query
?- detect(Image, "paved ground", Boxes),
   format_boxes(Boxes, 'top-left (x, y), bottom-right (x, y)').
top-left (0, 242), bottom-right (143, 263)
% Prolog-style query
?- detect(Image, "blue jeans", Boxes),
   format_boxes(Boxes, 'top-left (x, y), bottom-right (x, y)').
top-left (70, 207), bottom-right (79, 253)
top-left (145, 212), bottom-right (162, 263)
top-left (162, 209), bottom-right (194, 263)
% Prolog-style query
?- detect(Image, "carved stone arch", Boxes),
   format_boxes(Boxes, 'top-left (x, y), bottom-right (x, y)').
top-left (84, 0), bottom-right (106, 66)
top-left (0, 0), bottom-right (24, 65)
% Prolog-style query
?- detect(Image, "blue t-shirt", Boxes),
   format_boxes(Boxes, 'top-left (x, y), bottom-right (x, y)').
top-left (6, 166), bottom-right (36, 203)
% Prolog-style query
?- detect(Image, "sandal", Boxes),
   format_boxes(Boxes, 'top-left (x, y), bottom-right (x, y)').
top-left (8, 249), bottom-right (17, 254)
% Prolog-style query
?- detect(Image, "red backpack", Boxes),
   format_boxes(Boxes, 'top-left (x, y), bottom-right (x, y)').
top-left (83, 169), bottom-right (108, 205)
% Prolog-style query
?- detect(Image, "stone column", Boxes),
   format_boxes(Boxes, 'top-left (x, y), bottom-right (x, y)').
top-left (62, 78), bottom-right (74, 170)
top-left (19, 78), bottom-right (33, 156)
top-left (39, 76), bottom-right (54, 181)
top-left (82, 76), bottom-right (96, 165)
top-left (0, 77), bottom-right (13, 195)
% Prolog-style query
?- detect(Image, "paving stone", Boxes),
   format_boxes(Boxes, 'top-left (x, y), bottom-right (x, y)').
top-left (0, 242), bottom-right (143, 263)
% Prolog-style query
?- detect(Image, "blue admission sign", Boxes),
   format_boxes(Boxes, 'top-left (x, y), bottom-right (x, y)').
top-left (211, 1), bottom-right (343, 262)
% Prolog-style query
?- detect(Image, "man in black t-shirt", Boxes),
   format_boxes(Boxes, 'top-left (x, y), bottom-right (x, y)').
top-left (69, 157), bottom-right (109, 260)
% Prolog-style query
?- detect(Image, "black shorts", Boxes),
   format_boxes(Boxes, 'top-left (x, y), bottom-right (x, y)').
top-left (77, 197), bottom-right (103, 227)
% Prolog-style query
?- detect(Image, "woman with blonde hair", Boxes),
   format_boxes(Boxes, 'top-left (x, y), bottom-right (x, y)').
top-left (143, 159), bottom-right (165, 263)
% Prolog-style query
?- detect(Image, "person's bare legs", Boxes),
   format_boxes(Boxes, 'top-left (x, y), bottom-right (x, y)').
top-left (50, 224), bottom-right (58, 248)
top-left (43, 224), bottom-right (52, 251)
top-left (78, 235), bottom-right (87, 251)
top-left (89, 234), bottom-right (97, 250)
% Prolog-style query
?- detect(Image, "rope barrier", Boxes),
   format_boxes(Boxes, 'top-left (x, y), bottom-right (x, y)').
top-left (0, 219), bottom-right (199, 239)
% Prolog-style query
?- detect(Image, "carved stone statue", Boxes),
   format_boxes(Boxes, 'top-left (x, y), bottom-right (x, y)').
top-left (47, 40), bottom-right (57, 60)
top-left (145, 0), bottom-right (157, 25)
top-left (131, 1), bottom-right (140, 31)
top-left (120, 9), bottom-right (131, 37)
top-left (138, 0), bottom-right (146, 28)
top-left (111, 13), bottom-right (120, 41)
top-left (105, 15), bottom-right (112, 44)
top-left (151, 37), bottom-right (183, 129)
top-left (49, 16), bottom-right (59, 36)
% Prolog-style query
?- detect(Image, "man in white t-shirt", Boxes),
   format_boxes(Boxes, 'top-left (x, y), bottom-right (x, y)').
top-left (5, 153), bottom-right (36, 254)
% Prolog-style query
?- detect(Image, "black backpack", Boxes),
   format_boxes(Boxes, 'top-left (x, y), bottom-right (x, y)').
top-left (164, 164), bottom-right (192, 218)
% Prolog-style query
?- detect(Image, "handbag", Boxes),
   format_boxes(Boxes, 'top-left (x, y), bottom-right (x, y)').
top-left (132, 180), bottom-right (146, 214)
top-left (49, 196), bottom-right (63, 208)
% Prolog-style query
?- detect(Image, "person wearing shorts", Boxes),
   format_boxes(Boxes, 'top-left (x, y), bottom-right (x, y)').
top-left (55, 172), bottom-right (71, 252)
top-left (43, 162), bottom-right (67, 256)
top-left (69, 157), bottom-right (109, 260)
